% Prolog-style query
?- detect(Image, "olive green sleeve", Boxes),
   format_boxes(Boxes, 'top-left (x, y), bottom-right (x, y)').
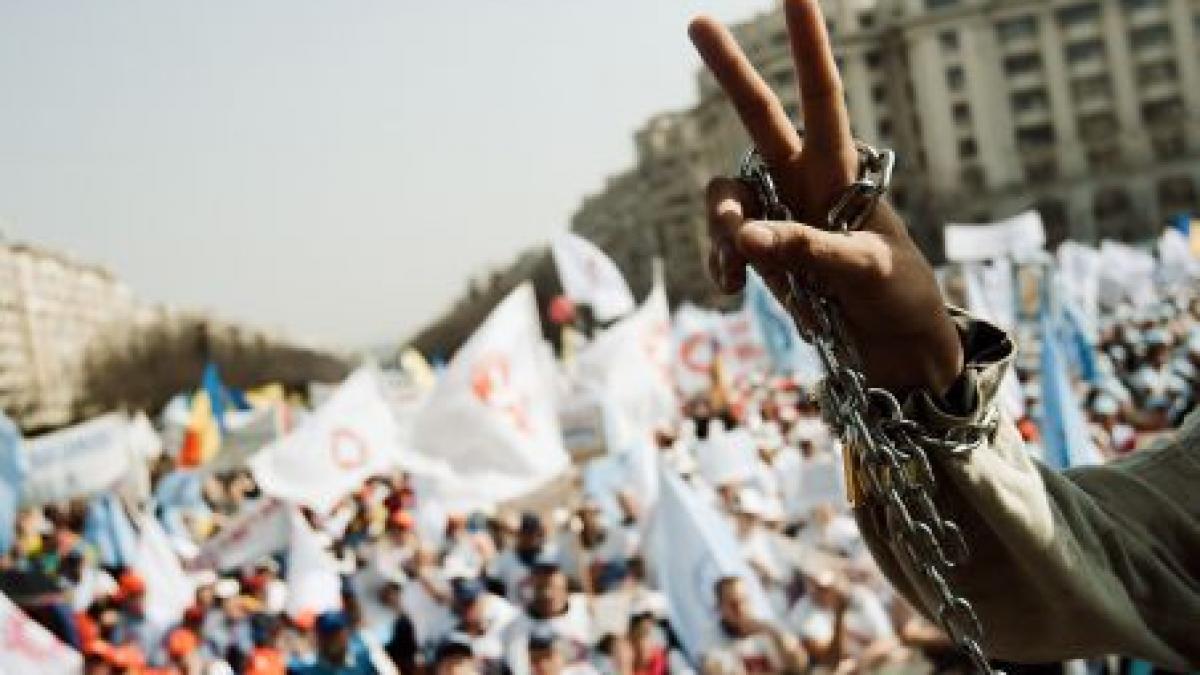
top-left (853, 309), bottom-right (1200, 671)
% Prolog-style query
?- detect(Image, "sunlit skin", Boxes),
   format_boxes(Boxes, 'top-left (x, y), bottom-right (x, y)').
top-left (690, 0), bottom-right (963, 398)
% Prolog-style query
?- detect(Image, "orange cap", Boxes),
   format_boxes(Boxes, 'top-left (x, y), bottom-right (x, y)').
top-left (293, 610), bottom-right (317, 632)
top-left (119, 570), bottom-right (146, 597)
top-left (167, 628), bottom-right (199, 658)
top-left (390, 510), bottom-right (415, 530)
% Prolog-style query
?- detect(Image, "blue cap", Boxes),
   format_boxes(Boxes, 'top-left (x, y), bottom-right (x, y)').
top-left (315, 610), bottom-right (350, 635)
top-left (452, 578), bottom-right (485, 606)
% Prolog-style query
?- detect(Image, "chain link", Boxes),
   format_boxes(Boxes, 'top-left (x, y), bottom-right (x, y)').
top-left (737, 137), bottom-right (999, 675)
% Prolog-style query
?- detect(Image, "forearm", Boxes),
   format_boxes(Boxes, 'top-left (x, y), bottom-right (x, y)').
top-left (853, 311), bottom-right (1200, 670)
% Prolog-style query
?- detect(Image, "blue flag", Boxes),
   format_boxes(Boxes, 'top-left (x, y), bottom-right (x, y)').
top-left (745, 268), bottom-right (801, 374)
top-left (1060, 300), bottom-right (1100, 385)
top-left (201, 362), bottom-right (252, 434)
top-left (1039, 304), bottom-right (1102, 470)
top-left (0, 412), bottom-right (27, 555)
top-left (84, 493), bottom-right (140, 568)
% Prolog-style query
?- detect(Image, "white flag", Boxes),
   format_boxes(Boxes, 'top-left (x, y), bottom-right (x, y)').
top-left (944, 211), bottom-right (1046, 262)
top-left (1057, 241), bottom-right (1101, 327)
top-left (645, 464), bottom-right (776, 662)
top-left (551, 233), bottom-right (635, 321)
top-left (135, 511), bottom-right (197, 630)
top-left (410, 285), bottom-right (569, 508)
top-left (23, 413), bottom-right (135, 506)
top-left (572, 275), bottom-right (677, 453)
top-left (285, 509), bottom-right (344, 619)
top-left (672, 305), bottom-right (770, 397)
top-left (190, 498), bottom-right (289, 572)
top-left (962, 259), bottom-right (1016, 330)
top-left (1158, 228), bottom-right (1199, 284)
top-left (0, 591), bottom-right (82, 675)
top-left (1098, 240), bottom-right (1157, 308)
top-left (252, 368), bottom-right (401, 513)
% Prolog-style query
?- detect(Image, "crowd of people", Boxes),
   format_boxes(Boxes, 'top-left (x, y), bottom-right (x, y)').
top-left (2, 279), bottom-right (1197, 675)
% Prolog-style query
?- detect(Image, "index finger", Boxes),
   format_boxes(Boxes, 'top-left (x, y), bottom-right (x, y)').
top-left (784, 0), bottom-right (853, 153)
top-left (689, 15), bottom-right (801, 167)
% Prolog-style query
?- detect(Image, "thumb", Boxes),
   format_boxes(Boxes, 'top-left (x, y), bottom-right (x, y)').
top-left (735, 220), bottom-right (889, 285)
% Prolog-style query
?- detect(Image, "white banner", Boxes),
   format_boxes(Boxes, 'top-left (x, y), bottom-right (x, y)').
top-left (135, 510), bottom-right (197, 631)
top-left (944, 211), bottom-right (1046, 262)
top-left (962, 259), bottom-right (1016, 330)
top-left (1056, 241), bottom-right (1101, 327)
top-left (572, 276), bottom-right (676, 453)
top-left (1158, 228), bottom-right (1199, 285)
top-left (252, 368), bottom-right (402, 513)
top-left (0, 591), bottom-right (82, 675)
top-left (673, 305), bottom-right (770, 398)
top-left (23, 413), bottom-right (134, 506)
top-left (410, 284), bottom-right (569, 508)
top-left (551, 233), bottom-right (635, 321)
top-left (190, 498), bottom-right (289, 572)
top-left (285, 509), bottom-right (344, 619)
top-left (645, 463), bottom-right (776, 662)
top-left (1098, 240), bottom-right (1158, 308)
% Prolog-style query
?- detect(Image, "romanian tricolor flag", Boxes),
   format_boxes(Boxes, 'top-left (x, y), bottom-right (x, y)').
top-left (178, 362), bottom-right (251, 467)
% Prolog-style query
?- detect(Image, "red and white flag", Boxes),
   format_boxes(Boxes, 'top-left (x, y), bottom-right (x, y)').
top-left (0, 591), bottom-right (82, 675)
top-left (551, 233), bottom-right (635, 321)
top-left (411, 284), bottom-right (568, 507)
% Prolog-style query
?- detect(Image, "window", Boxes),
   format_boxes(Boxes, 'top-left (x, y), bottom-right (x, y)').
top-left (997, 15), bottom-right (1038, 42)
top-left (1137, 60), bottom-right (1179, 85)
top-left (946, 65), bottom-right (966, 90)
top-left (1072, 74), bottom-right (1112, 101)
top-left (865, 49), bottom-right (883, 69)
top-left (1065, 39), bottom-right (1105, 63)
top-left (1142, 96), bottom-right (1184, 124)
top-left (1016, 124), bottom-right (1055, 147)
top-left (858, 11), bottom-right (876, 30)
top-left (1122, 0), bottom-right (1165, 11)
top-left (952, 102), bottom-right (972, 124)
top-left (878, 118), bottom-right (893, 138)
top-left (939, 30), bottom-right (960, 52)
top-left (1012, 90), bottom-right (1049, 112)
top-left (1152, 132), bottom-right (1188, 159)
top-left (926, 0), bottom-right (959, 9)
top-left (1130, 24), bottom-right (1172, 49)
top-left (872, 84), bottom-right (887, 103)
top-left (960, 165), bottom-right (985, 189)
top-left (1087, 145), bottom-right (1123, 172)
top-left (1004, 53), bottom-right (1042, 76)
top-left (1078, 112), bottom-right (1119, 141)
top-left (1057, 3), bottom-right (1101, 27)
top-left (1025, 159), bottom-right (1059, 182)
top-left (959, 138), bottom-right (978, 159)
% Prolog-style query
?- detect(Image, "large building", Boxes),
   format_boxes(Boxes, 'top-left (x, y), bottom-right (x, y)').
top-left (0, 242), bottom-right (137, 430)
top-left (575, 0), bottom-right (1200, 302)
top-left (411, 0), bottom-right (1200, 352)
top-left (0, 238), bottom-right (350, 432)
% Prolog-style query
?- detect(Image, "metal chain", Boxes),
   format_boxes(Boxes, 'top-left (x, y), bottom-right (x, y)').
top-left (737, 138), bottom-right (999, 675)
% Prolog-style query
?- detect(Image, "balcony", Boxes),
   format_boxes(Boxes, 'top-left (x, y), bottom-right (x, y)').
top-left (1007, 70), bottom-right (1046, 92)
top-left (1060, 22), bottom-right (1102, 43)
top-left (1013, 106), bottom-right (1052, 126)
top-left (1139, 79), bottom-right (1180, 102)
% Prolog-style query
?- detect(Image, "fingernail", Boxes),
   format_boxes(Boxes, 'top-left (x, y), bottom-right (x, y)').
top-left (741, 221), bottom-right (775, 249)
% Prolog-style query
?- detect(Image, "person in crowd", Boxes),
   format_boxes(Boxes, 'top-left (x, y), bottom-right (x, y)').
top-left (441, 576), bottom-right (517, 674)
top-left (489, 513), bottom-right (555, 605)
top-left (290, 610), bottom-right (380, 675)
top-left (688, 0), bottom-right (1198, 667)
top-left (432, 632), bottom-right (482, 675)
top-left (704, 576), bottom-right (807, 675)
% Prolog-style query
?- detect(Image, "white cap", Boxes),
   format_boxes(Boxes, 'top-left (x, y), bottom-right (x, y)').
top-left (1090, 394), bottom-right (1119, 416)
top-left (214, 578), bottom-right (240, 599)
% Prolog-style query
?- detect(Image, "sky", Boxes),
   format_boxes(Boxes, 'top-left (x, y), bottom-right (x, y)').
top-left (0, 1), bottom-right (775, 348)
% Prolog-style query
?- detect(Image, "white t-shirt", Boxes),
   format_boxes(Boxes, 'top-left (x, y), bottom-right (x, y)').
top-left (786, 585), bottom-right (892, 652)
top-left (504, 594), bottom-right (594, 675)
top-left (705, 625), bottom-right (786, 675)
top-left (490, 546), bottom-right (557, 605)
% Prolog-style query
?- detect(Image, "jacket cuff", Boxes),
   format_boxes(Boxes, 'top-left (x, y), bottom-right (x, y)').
top-left (900, 306), bottom-right (1015, 431)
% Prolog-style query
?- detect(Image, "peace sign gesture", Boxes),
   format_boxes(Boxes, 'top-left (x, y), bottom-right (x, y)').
top-left (690, 0), bottom-right (963, 396)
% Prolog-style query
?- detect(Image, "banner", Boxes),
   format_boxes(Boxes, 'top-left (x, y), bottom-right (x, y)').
top-left (944, 211), bottom-right (1046, 262)
top-left (962, 259), bottom-right (1016, 330)
top-left (0, 591), bottom-right (82, 675)
top-left (1158, 227), bottom-right (1199, 285)
top-left (23, 413), bottom-right (134, 506)
top-left (1056, 242), bottom-right (1101, 328)
top-left (1038, 305), bottom-right (1102, 470)
top-left (252, 368), bottom-right (402, 513)
top-left (410, 284), bottom-right (568, 508)
top-left (673, 305), bottom-right (770, 397)
top-left (285, 510), bottom-right (344, 619)
top-left (190, 498), bottom-right (289, 572)
top-left (645, 464), bottom-right (776, 662)
top-left (551, 233), bottom-right (636, 321)
top-left (135, 509), bottom-right (197, 630)
top-left (1098, 241), bottom-right (1157, 309)
top-left (744, 268), bottom-right (821, 382)
top-left (572, 274), bottom-right (676, 454)
top-left (0, 413), bottom-right (26, 555)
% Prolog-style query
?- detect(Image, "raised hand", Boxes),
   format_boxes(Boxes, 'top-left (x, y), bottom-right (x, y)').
top-left (690, 0), bottom-right (963, 396)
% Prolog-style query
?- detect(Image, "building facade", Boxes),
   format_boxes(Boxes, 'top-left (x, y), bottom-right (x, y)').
top-left (0, 242), bottom-right (137, 430)
top-left (573, 0), bottom-right (1200, 304)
